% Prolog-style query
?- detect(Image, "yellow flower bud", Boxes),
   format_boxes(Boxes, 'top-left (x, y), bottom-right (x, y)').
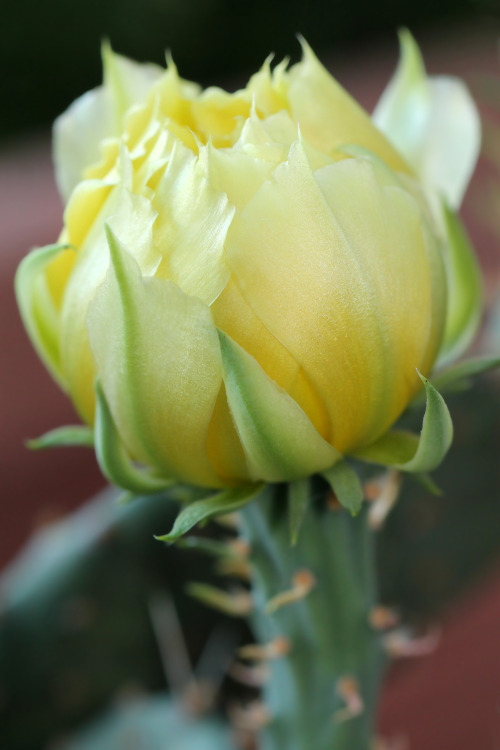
top-left (16, 38), bottom-right (480, 489)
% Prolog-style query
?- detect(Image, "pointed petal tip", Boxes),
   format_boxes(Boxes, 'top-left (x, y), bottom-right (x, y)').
top-left (296, 34), bottom-right (313, 59)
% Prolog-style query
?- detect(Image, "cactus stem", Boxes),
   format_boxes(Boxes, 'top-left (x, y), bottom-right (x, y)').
top-left (239, 483), bottom-right (385, 750)
top-left (148, 592), bottom-right (193, 698)
top-left (264, 569), bottom-right (316, 614)
top-left (182, 678), bottom-right (218, 716)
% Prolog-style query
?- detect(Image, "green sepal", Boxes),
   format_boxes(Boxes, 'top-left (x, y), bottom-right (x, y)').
top-left (94, 379), bottom-right (172, 495)
top-left (27, 425), bottom-right (94, 450)
top-left (288, 479), bottom-right (311, 546)
top-left (412, 472), bottom-right (443, 496)
top-left (354, 373), bottom-right (453, 474)
top-left (438, 204), bottom-right (483, 367)
top-left (218, 329), bottom-right (340, 482)
top-left (352, 430), bottom-right (418, 466)
top-left (322, 460), bottom-right (364, 516)
top-left (15, 242), bottom-right (74, 387)
top-left (156, 484), bottom-right (264, 543)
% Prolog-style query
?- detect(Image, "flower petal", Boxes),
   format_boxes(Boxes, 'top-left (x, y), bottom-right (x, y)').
top-left (87, 226), bottom-right (224, 487)
top-left (218, 330), bottom-right (339, 482)
top-left (373, 29), bottom-right (480, 209)
top-left (354, 374), bottom-right (453, 474)
top-left (151, 140), bottom-right (234, 305)
top-left (53, 43), bottom-right (162, 201)
top-left (286, 39), bottom-right (410, 172)
top-left (226, 141), bottom-right (444, 452)
top-left (60, 151), bottom-right (159, 422)
top-left (15, 243), bottom-right (74, 387)
top-left (437, 203), bottom-right (483, 366)
top-left (94, 380), bottom-right (173, 493)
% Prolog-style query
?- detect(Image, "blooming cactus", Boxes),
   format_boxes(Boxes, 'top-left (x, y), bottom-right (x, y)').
top-left (17, 33), bottom-right (482, 499)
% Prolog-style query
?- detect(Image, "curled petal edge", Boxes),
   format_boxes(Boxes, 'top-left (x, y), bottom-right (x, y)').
top-left (352, 373), bottom-right (453, 474)
top-left (94, 379), bottom-right (173, 495)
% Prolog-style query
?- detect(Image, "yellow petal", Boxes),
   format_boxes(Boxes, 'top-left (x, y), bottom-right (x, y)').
top-left (53, 43), bottom-right (162, 201)
top-left (287, 39), bottom-right (411, 173)
top-left (60, 167), bottom-right (159, 423)
top-left (206, 385), bottom-right (251, 483)
top-left (211, 278), bottom-right (329, 440)
top-left (198, 139), bottom-right (277, 211)
top-left (151, 140), bottom-right (234, 305)
top-left (191, 86), bottom-right (252, 146)
top-left (226, 141), bottom-right (443, 452)
top-left (218, 331), bottom-right (339, 482)
top-left (247, 55), bottom-right (289, 115)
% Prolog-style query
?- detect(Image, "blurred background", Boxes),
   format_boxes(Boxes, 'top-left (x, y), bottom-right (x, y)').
top-left (3, 0), bottom-right (500, 749)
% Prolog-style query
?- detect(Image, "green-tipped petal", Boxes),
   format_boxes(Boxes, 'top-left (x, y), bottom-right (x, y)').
top-left (15, 243), bottom-right (73, 387)
top-left (438, 204), bottom-right (483, 366)
top-left (156, 484), bottom-right (264, 543)
top-left (60, 161), bottom-right (160, 423)
top-left (322, 461), bottom-right (364, 516)
top-left (373, 29), bottom-right (480, 209)
top-left (354, 374), bottom-right (453, 474)
top-left (95, 380), bottom-right (172, 494)
top-left (218, 329), bottom-right (340, 483)
top-left (28, 425), bottom-right (94, 450)
top-left (87, 226), bottom-right (223, 487)
top-left (54, 44), bottom-right (162, 201)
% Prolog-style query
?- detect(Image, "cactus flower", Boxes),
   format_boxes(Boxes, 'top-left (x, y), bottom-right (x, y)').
top-left (16, 34), bottom-right (481, 491)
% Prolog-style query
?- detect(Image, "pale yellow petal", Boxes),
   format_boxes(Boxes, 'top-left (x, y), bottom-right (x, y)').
top-left (211, 278), bottom-right (329, 439)
top-left (287, 40), bottom-right (411, 173)
top-left (226, 141), bottom-right (442, 451)
top-left (219, 331), bottom-right (339, 482)
top-left (53, 44), bottom-right (162, 201)
top-left (60, 173), bottom-right (158, 422)
top-left (87, 228), bottom-right (224, 487)
top-left (152, 141), bottom-right (233, 304)
top-left (373, 30), bottom-right (480, 209)
top-left (198, 140), bottom-right (277, 211)
top-left (247, 56), bottom-right (289, 115)
top-left (206, 385), bottom-right (251, 483)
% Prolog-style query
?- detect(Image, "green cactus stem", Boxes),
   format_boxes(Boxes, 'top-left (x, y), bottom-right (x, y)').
top-left (239, 480), bottom-right (385, 750)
